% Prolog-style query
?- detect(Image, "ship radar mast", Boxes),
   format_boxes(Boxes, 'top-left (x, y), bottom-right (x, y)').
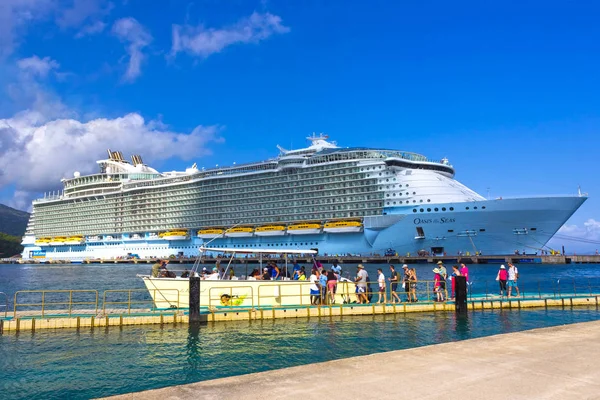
top-left (306, 132), bottom-right (338, 151)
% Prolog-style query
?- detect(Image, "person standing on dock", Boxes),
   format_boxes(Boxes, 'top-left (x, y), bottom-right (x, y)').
top-left (450, 265), bottom-right (461, 299)
top-left (389, 265), bottom-right (401, 303)
top-left (402, 265), bottom-right (411, 302)
top-left (460, 264), bottom-right (469, 282)
top-left (354, 264), bottom-right (369, 304)
top-left (310, 269), bottom-right (320, 305)
top-left (377, 268), bottom-right (386, 304)
top-left (507, 263), bottom-right (520, 297)
top-left (436, 261), bottom-right (447, 299)
top-left (496, 265), bottom-right (508, 296)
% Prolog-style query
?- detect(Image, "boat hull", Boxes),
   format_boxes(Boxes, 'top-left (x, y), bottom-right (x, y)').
top-left (198, 234), bottom-right (223, 239)
top-left (323, 227), bottom-right (363, 233)
top-left (288, 229), bottom-right (321, 235)
top-left (21, 196), bottom-right (588, 260)
top-left (225, 232), bottom-right (254, 237)
top-left (163, 235), bottom-right (188, 241)
top-left (141, 277), bottom-right (357, 309)
top-left (255, 231), bottom-right (286, 236)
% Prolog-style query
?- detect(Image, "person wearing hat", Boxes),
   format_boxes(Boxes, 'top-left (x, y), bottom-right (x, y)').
top-left (205, 267), bottom-right (220, 280)
top-left (436, 261), bottom-right (448, 280)
top-left (261, 267), bottom-right (271, 281)
top-left (354, 264), bottom-right (369, 304)
top-left (496, 265), bottom-right (508, 296)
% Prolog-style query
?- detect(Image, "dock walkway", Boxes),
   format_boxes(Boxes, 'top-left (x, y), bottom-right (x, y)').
top-left (107, 320), bottom-right (600, 400)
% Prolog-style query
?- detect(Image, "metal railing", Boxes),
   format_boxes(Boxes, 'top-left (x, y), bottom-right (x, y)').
top-left (0, 292), bottom-right (8, 318)
top-left (13, 290), bottom-right (99, 318)
top-left (102, 289), bottom-right (180, 314)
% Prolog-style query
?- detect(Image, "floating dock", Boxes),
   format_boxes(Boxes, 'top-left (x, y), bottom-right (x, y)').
top-left (1, 295), bottom-right (598, 334)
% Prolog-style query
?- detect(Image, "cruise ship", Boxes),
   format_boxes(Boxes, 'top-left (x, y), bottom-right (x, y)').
top-left (21, 134), bottom-right (587, 260)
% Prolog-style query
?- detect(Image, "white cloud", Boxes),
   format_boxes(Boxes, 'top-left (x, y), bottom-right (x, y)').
top-left (171, 12), bottom-right (290, 58)
top-left (57, 0), bottom-right (112, 29)
top-left (75, 20), bottom-right (107, 38)
top-left (17, 55), bottom-right (60, 78)
top-left (549, 219), bottom-right (600, 254)
top-left (0, 111), bottom-right (222, 199)
top-left (0, 0), bottom-right (55, 56)
top-left (112, 17), bottom-right (152, 82)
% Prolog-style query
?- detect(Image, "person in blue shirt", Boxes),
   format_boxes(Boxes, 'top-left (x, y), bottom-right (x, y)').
top-left (319, 269), bottom-right (328, 304)
top-left (292, 259), bottom-right (301, 279)
top-left (331, 259), bottom-right (342, 278)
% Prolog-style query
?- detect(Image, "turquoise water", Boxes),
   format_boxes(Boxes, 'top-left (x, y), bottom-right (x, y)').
top-left (1, 309), bottom-right (600, 399)
top-left (1, 263), bottom-right (600, 399)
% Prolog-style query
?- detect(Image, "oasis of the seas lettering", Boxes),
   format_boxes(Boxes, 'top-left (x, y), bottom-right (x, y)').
top-left (413, 217), bottom-right (455, 224)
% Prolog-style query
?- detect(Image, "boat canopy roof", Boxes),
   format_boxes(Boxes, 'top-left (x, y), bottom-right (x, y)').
top-left (199, 247), bottom-right (317, 255)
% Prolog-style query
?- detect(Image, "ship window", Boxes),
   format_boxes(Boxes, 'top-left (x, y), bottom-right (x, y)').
top-left (442, 207), bottom-right (446, 211)
top-left (434, 208), bottom-right (439, 211)
top-left (474, 206), bottom-right (478, 210)
top-left (449, 207), bottom-right (454, 211)
top-left (413, 192), bottom-right (416, 195)
top-left (427, 208), bottom-right (431, 212)
top-left (413, 209), bottom-right (417, 213)
top-left (466, 207), bottom-right (469, 210)
top-left (427, 199), bottom-right (431, 202)
top-left (530, 228), bottom-right (537, 231)
top-left (416, 227), bottom-right (425, 238)
top-left (479, 229), bottom-right (485, 232)
top-left (419, 200), bottom-right (423, 203)
top-left (482, 206), bottom-right (486, 209)
top-left (448, 229), bottom-right (454, 232)
top-left (419, 208), bottom-right (424, 212)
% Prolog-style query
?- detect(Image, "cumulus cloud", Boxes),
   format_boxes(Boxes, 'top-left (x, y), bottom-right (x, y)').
top-left (17, 55), bottom-right (60, 78)
top-left (112, 17), bottom-right (152, 82)
top-left (0, 111), bottom-right (222, 199)
top-left (0, 0), bottom-right (55, 56)
top-left (549, 219), bottom-right (600, 254)
top-left (171, 12), bottom-right (290, 58)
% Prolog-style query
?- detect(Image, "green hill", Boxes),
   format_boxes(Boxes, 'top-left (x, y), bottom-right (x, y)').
top-left (0, 232), bottom-right (23, 258)
top-left (0, 204), bottom-right (30, 236)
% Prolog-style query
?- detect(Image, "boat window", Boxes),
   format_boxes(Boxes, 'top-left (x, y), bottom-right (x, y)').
top-left (427, 208), bottom-right (431, 212)
top-left (449, 207), bottom-right (454, 211)
top-left (419, 208), bottom-right (424, 212)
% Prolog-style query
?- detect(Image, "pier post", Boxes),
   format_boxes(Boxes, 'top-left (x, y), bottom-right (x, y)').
top-left (455, 276), bottom-right (467, 314)
top-left (189, 276), bottom-right (201, 323)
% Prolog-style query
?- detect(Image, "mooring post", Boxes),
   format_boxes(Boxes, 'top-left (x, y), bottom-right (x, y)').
top-left (189, 276), bottom-right (201, 323)
top-left (455, 276), bottom-right (467, 314)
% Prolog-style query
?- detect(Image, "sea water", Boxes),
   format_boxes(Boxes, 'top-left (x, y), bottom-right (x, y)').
top-left (0, 263), bottom-right (600, 399)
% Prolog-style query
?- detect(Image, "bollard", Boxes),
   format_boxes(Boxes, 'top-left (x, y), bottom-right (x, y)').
top-left (189, 276), bottom-right (201, 323)
top-left (455, 276), bottom-right (467, 314)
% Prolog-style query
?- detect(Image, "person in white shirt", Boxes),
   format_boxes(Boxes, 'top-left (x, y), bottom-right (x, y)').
top-left (309, 269), bottom-right (320, 305)
top-left (376, 268), bottom-right (386, 304)
top-left (507, 262), bottom-right (520, 297)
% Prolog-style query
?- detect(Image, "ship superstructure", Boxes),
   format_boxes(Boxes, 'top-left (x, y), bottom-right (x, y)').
top-left (21, 135), bottom-right (587, 260)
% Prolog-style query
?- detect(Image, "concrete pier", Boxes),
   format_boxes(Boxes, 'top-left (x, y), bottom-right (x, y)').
top-left (108, 320), bottom-right (600, 400)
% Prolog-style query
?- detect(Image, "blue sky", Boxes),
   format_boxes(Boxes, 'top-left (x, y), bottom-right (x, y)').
top-left (0, 0), bottom-right (598, 252)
